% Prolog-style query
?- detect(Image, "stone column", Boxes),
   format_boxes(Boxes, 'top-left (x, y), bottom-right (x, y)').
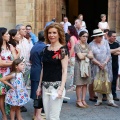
top-left (16, 0), bottom-right (35, 31)
top-left (108, 0), bottom-right (116, 31)
top-left (116, 0), bottom-right (120, 35)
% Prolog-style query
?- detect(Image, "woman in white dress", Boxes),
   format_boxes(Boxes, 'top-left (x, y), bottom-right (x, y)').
top-left (98, 14), bottom-right (109, 31)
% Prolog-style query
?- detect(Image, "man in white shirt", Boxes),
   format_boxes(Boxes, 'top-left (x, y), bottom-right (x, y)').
top-left (63, 17), bottom-right (71, 33)
top-left (75, 19), bottom-right (88, 35)
top-left (15, 24), bottom-right (32, 112)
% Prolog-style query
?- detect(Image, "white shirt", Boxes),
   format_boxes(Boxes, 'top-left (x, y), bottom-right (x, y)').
top-left (17, 37), bottom-right (32, 65)
top-left (63, 22), bottom-right (71, 33)
top-left (98, 22), bottom-right (108, 30)
top-left (82, 21), bottom-right (86, 29)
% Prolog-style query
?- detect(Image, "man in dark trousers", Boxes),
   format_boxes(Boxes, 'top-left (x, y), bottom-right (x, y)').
top-left (108, 31), bottom-right (120, 101)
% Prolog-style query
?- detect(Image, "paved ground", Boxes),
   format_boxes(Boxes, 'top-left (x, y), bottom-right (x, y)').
top-left (1, 73), bottom-right (120, 120)
top-left (1, 90), bottom-right (120, 120)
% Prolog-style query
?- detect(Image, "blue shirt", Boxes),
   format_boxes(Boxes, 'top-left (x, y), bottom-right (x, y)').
top-left (30, 41), bottom-right (46, 81)
top-left (44, 21), bottom-right (54, 29)
top-left (30, 32), bottom-right (38, 45)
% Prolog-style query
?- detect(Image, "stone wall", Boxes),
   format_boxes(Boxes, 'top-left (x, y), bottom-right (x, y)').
top-left (16, 0), bottom-right (35, 31)
top-left (0, 0), bottom-right (16, 30)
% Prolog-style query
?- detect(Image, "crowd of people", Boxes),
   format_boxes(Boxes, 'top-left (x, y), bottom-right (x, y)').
top-left (0, 13), bottom-right (120, 120)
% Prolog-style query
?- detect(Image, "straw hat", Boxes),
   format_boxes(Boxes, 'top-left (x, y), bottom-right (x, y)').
top-left (91, 29), bottom-right (105, 37)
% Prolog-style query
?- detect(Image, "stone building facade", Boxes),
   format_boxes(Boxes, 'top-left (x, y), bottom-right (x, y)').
top-left (0, 0), bottom-right (120, 35)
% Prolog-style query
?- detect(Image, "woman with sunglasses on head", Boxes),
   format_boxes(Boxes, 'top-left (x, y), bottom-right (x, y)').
top-left (74, 31), bottom-right (93, 108)
top-left (89, 29), bottom-right (118, 107)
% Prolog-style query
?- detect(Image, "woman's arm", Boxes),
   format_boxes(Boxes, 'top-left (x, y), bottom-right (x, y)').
top-left (10, 45), bottom-right (17, 59)
top-left (92, 58), bottom-right (101, 67)
top-left (58, 55), bottom-right (68, 98)
top-left (87, 50), bottom-right (94, 59)
top-left (69, 37), bottom-right (75, 58)
top-left (0, 57), bottom-right (12, 67)
top-left (77, 52), bottom-right (87, 60)
top-left (0, 74), bottom-right (14, 89)
top-left (107, 22), bottom-right (110, 30)
top-left (15, 48), bottom-right (21, 59)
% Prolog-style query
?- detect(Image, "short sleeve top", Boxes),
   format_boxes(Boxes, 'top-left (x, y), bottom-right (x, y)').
top-left (42, 46), bottom-right (68, 82)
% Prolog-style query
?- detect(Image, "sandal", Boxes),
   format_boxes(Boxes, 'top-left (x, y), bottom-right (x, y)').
top-left (82, 100), bottom-right (89, 107)
top-left (95, 102), bottom-right (102, 106)
top-left (76, 100), bottom-right (86, 108)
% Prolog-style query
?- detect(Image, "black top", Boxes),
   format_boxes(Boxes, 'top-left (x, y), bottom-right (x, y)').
top-left (109, 42), bottom-right (119, 70)
top-left (42, 46), bottom-right (68, 82)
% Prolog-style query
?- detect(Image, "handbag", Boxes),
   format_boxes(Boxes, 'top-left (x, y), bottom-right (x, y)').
top-left (80, 57), bottom-right (90, 78)
top-left (93, 70), bottom-right (111, 94)
top-left (33, 96), bottom-right (43, 109)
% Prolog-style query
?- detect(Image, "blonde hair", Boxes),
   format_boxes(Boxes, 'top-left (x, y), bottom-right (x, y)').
top-left (44, 23), bottom-right (66, 45)
top-left (78, 14), bottom-right (83, 18)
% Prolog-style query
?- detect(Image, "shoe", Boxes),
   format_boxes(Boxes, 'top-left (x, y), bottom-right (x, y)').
top-left (63, 100), bottom-right (68, 103)
top-left (107, 103), bottom-right (119, 108)
top-left (82, 100), bottom-right (89, 107)
top-left (26, 86), bottom-right (31, 90)
top-left (76, 101), bottom-right (86, 108)
top-left (95, 102), bottom-right (102, 106)
top-left (113, 97), bottom-right (119, 101)
top-left (20, 106), bottom-right (27, 112)
top-left (102, 97), bottom-right (107, 101)
top-left (89, 98), bottom-right (97, 102)
top-left (94, 96), bottom-right (98, 99)
top-left (41, 109), bottom-right (45, 116)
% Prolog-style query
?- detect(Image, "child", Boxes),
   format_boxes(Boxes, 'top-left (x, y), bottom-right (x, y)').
top-left (0, 58), bottom-right (30, 120)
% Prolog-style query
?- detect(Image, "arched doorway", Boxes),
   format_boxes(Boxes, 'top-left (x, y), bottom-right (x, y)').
top-left (66, 0), bottom-right (108, 41)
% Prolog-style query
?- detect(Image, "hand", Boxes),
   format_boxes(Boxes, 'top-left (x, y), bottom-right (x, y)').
top-left (98, 63), bottom-right (102, 69)
top-left (99, 63), bottom-right (106, 70)
top-left (57, 89), bottom-right (63, 99)
top-left (36, 87), bottom-right (42, 96)
top-left (10, 85), bottom-right (14, 90)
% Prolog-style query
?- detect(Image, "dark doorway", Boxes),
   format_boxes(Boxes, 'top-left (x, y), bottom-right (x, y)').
top-left (66, 0), bottom-right (108, 42)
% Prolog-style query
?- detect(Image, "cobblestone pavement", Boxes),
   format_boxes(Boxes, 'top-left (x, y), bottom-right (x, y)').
top-left (1, 73), bottom-right (120, 120)
top-left (1, 90), bottom-right (120, 120)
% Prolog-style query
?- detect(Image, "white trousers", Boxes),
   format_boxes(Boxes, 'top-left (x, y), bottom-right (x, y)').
top-left (42, 86), bottom-right (65, 120)
top-left (97, 92), bottom-right (114, 104)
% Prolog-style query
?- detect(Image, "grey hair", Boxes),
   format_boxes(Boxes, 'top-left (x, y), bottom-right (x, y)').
top-left (15, 24), bottom-right (24, 31)
top-left (75, 19), bottom-right (82, 23)
top-left (100, 14), bottom-right (106, 18)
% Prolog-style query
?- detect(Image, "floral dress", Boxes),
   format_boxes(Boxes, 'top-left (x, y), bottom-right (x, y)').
top-left (5, 72), bottom-right (30, 106)
top-left (0, 48), bottom-right (13, 95)
top-left (89, 39), bottom-right (113, 82)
